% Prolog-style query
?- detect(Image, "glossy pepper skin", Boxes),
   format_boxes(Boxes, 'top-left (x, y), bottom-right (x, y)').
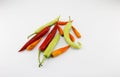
top-left (18, 26), bottom-right (50, 52)
top-left (39, 24), bottom-right (58, 51)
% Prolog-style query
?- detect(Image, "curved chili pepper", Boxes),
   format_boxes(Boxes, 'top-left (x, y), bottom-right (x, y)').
top-left (63, 17), bottom-right (82, 49)
top-left (18, 26), bottom-right (50, 52)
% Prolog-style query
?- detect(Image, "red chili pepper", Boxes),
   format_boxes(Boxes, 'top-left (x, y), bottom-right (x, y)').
top-left (18, 26), bottom-right (50, 52)
top-left (39, 24), bottom-right (58, 51)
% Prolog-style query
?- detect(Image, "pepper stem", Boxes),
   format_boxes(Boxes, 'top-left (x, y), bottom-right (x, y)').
top-left (39, 56), bottom-right (46, 67)
top-left (69, 16), bottom-right (71, 22)
top-left (27, 33), bottom-right (35, 39)
top-left (38, 50), bottom-right (41, 66)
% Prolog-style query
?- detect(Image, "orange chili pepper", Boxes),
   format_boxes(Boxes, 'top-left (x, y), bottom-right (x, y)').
top-left (57, 21), bottom-right (68, 25)
top-left (57, 20), bottom-right (73, 25)
top-left (26, 38), bottom-right (42, 51)
top-left (69, 33), bottom-right (75, 42)
top-left (57, 25), bottom-right (64, 36)
top-left (51, 45), bottom-right (70, 57)
top-left (72, 26), bottom-right (81, 38)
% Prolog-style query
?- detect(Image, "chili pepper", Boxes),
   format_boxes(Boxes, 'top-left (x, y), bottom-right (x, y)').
top-left (69, 33), bottom-right (75, 42)
top-left (57, 21), bottom-right (68, 25)
top-left (27, 16), bottom-right (60, 38)
top-left (57, 20), bottom-right (73, 25)
top-left (57, 25), bottom-right (64, 36)
top-left (63, 17), bottom-right (82, 49)
top-left (26, 38), bottom-right (42, 51)
top-left (39, 24), bottom-right (58, 51)
top-left (51, 45), bottom-right (70, 57)
top-left (72, 26), bottom-right (81, 38)
top-left (39, 34), bottom-right (60, 67)
top-left (18, 26), bottom-right (50, 52)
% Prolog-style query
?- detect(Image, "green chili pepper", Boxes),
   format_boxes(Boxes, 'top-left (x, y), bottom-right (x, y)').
top-left (63, 17), bottom-right (82, 49)
top-left (39, 34), bottom-right (60, 67)
top-left (28, 16), bottom-right (60, 38)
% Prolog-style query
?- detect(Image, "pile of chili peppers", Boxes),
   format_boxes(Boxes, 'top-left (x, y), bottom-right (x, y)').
top-left (18, 16), bottom-right (82, 67)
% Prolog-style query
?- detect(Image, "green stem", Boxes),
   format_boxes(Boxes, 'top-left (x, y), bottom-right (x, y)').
top-left (39, 56), bottom-right (46, 67)
top-left (38, 50), bottom-right (41, 66)
top-left (69, 16), bottom-right (71, 22)
top-left (27, 33), bottom-right (35, 39)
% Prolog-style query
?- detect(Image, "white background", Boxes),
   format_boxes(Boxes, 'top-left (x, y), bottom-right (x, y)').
top-left (0, 0), bottom-right (120, 77)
